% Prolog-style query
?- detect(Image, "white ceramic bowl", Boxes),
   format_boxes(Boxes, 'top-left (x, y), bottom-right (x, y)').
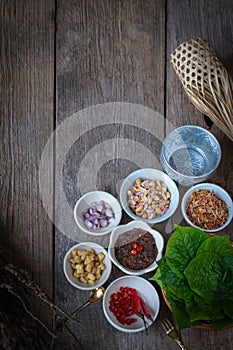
top-left (181, 183), bottom-right (233, 232)
top-left (119, 168), bottom-right (179, 223)
top-left (103, 275), bottom-right (160, 333)
top-left (63, 242), bottom-right (112, 290)
top-left (74, 191), bottom-right (122, 236)
top-left (108, 220), bottom-right (164, 275)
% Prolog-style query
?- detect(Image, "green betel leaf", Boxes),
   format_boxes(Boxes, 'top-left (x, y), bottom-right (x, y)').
top-left (184, 252), bottom-right (223, 300)
top-left (149, 226), bottom-right (233, 330)
top-left (217, 255), bottom-right (233, 319)
top-left (211, 318), bottom-right (233, 330)
top-left (186, 294), bottom-right (224, 324)
top-left (166, 226), bottom-right (208, 278)
top-left (197, 235), bottom-right (233, 257)
top-left (150, 257), bottom-right (192, 302)
top-left (165, 291), bottom-right (191, 331)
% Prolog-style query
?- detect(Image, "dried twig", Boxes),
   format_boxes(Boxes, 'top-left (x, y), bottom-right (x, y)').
top-left (0, 283), bottom-right (56, 338)
top-left (0, 248), bottom-right (82, 349)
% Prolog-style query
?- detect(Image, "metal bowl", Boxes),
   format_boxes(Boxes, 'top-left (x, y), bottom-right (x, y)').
top-left (160, 125), bottom-right (221, 187)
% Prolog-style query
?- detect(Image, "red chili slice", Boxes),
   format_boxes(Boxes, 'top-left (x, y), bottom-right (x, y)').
top-left (130, 249), bottom-right (137, 255)
top-left (131, 288), bottom-right (141, 314)
top-left (109, 286), bottom-right (152, 328)
top-left (131, 242), bottom-right (138, 249)
top-left (139, 296), bottom-right (152, 321)
top-left (125, 317), bottom-right (137, 325)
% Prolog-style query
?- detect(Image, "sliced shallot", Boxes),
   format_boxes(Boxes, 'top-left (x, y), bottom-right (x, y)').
top-left (83, 200), bottom-right (115, 230)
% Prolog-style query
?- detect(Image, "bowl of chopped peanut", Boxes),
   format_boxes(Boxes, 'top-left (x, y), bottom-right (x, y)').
top-left (119, 168), bottom-right (179, 224)
top-left (181, 183), bottom-right (233, 232)
top-left (63, 242), bottom-right (112, 290)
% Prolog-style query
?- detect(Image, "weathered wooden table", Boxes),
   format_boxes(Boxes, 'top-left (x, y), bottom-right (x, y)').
top-left (1, 1), bottom-right (233, 349)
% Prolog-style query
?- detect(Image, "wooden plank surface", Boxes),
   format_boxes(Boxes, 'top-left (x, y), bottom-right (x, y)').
top-left (54, 0), bottom-right (233, 349)
top-left (166, 0), bottom-right (233, 201)
top-left (0, 0), bottom-right (55, 345)
top-left (1, 0), bottom-right (233, 349)
top-left (166, 1), bottom-right (233, 349)
top-left (54, 0), bottom-right (166, 349)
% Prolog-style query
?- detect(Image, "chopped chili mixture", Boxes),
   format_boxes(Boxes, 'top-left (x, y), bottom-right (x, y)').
top-left (186, 189), bottom-right (229, 230)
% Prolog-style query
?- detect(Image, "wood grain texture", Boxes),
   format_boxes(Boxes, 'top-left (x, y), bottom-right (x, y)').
top-left (54, 0), bottom-right (166, 348)
top-left (166, 1), bottom-right (233, 349)
top-left (0, 0), bottom-right (55, 332)
top-left (1, 0), bottom-right (233, 348)
top-left (166, 0), bottom-right (233, 232)
top-left (166, 0), bottom-right (233, 129)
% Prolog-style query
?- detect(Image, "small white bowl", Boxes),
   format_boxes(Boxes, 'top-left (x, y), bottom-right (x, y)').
top-left (181, 183), bottom-right (233, 232)
top-left (103, 275), bottom-right (160, 333)
top-left (63, 242), bottom-right (112, 290)
top-left (108, 220), bottom-right (164, 275)
top-left (119, 168), bottom-right (179, 224)
top-left (74, 191), bottom-right (122, 236)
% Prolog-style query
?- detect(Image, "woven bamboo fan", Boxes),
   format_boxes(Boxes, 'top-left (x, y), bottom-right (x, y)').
top-left (171, 37), bottom-right (233, 142)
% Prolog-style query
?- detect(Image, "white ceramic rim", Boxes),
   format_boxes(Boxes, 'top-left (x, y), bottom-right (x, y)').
top-left (181, 183), bottom-right (233, 232)
top-left (103, 275), bottom-right (160, 333)
top-left (119, 168), bottom-right (179, 223)
top-left (63, 242), bottom-right (112, 290)
top-left (73, 191), bottom-right (122, 236)
top-left (161, 125), bottom-right (222, 180)
top-left (108, 220), bottom-right (164, 275)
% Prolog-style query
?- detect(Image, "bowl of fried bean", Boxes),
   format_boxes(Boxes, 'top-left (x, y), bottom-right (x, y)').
top-left (63, 242), bottom-right (112, 290)
top-left (181, 183), bottom-right (233, 232)
top-left (119, 168), bottom-right (179, 224)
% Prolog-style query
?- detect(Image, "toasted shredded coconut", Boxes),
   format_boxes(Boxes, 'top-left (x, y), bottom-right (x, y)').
top-left (186, 189), bottom-right (229, 230)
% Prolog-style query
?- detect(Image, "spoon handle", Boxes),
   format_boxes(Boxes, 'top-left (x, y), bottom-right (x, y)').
top-left (56, 300), bottom-right (91, 331)
top-left (65, 300), bottom-right (91, 323)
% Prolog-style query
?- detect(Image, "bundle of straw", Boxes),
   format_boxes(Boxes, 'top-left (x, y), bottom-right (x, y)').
top-left (171, 37), bottom-right (233, 142)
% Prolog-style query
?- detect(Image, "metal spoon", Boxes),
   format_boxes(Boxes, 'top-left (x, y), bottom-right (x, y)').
top-left (56, 286), bottom-right (105, 331)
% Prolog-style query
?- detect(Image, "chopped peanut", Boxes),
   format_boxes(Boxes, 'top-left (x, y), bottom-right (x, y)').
top-left (68, 248), bottom-right (106, 285)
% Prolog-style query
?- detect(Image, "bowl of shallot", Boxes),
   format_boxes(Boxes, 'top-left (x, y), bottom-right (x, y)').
top-left (74, 191), bottom-right (122, 236)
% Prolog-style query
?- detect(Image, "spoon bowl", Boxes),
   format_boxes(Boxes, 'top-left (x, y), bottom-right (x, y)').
top-left (89, 286), bottom-right (105, 303)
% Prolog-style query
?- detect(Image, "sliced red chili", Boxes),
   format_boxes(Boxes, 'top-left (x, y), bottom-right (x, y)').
top-left (125, 317), bottom-right (137, 325)
top-left (109, 286), bottom-right (152, 328)
top-left (139, 296), bottom-right (152, 321)
top-left (130, 249), bottom-right (137, 255)
top-left (137, 245), bottom-right (143, 253)
top-left (131, 242), bottom-right (138, 249)
top-left (131, 288), bottom-right (141, 314)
